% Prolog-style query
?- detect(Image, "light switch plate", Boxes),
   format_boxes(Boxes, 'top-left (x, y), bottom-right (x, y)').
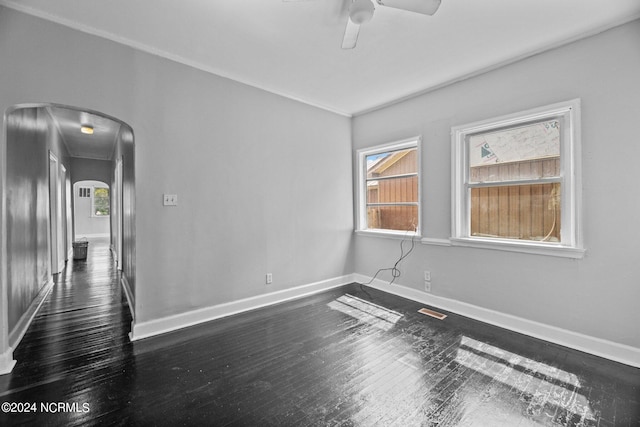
top-left (163, 194), bottom-right (178, 206)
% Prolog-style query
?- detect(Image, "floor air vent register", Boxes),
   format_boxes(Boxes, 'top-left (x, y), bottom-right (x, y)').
top-left (418, 308), bottom-right (447, 320)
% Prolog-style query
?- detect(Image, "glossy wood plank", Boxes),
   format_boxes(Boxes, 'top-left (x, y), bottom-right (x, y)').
top-left (1, 238), bottom-right (639, 426)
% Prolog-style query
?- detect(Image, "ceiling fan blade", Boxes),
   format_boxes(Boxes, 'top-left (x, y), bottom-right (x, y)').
top-left (376, 0), bottom-right (441, 16)
top-left (342, 17), bottom-right (360, 49)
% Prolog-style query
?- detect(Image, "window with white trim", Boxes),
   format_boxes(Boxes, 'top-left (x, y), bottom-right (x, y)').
top-left (451, 100), bottom-right (583, 257)
top-left (92, 186), bottom-right (110, 217)
top-left (357, 138), bottom-right (420, 235)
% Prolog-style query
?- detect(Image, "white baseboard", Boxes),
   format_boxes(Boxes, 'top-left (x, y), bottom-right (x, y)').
top-left (110, 246), bottom-right (123, 272)
top-left (121, 274), bottom-right (135, 321)
top-left (0, 348), bottom-right (16, 376)
top-left (9, 279), bottom-right (55, 349)
top-left (76, 233), bottom-right (109, 239)
top-left (130, 274), bottom-right (356, 341)
top-left (2, 278), bottom-right (55, 375)
top-left (354, 274), bottom-right (640, 368)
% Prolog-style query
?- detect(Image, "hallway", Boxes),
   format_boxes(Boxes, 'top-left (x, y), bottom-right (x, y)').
top-left (0, 238), bottom-right (133, 425)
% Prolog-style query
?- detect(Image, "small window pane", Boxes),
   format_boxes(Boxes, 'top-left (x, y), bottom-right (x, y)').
top-left (93, 187), bottom-right (110, 216)
top-left (470, 183), bottom-right (561, 242)
top-left (468, 119), bottom-right (560, 183)
top-left (367, 176), bottom-right (418, 204)
top-left (367, 205), bottom-right (418, 232)
top-left (367, 147), bottom-right (417, 179)
top-left (470, 157), bottom-right (560, 184)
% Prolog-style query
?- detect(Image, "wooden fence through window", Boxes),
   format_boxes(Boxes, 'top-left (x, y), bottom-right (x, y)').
top-left (470, 157), bottom-right (561, 241)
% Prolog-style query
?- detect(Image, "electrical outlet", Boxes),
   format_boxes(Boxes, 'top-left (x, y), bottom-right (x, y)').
top-left (163, 194), bottom-right (178, 206)
top-left (266, 273), bottom-right (273, 284)
top-left (424, 270), bottom-right (431, 281)
top-left (424, 281), bottom-right (431, 293)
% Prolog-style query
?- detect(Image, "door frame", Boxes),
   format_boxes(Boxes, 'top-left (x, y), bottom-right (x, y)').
top-left (49, 151), bottom-right (64, 275)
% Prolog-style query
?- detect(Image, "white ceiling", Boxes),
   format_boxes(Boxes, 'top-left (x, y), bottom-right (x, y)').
top-left (3, 0), bottom-right (640, 116)
top-left (46, 106), bottom-right (121, 161)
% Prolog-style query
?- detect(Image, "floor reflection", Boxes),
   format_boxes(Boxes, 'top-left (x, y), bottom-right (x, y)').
top-left (328, 294), bottom-right (403, 331)
top-left (456, 336), bottom-right (595, 425)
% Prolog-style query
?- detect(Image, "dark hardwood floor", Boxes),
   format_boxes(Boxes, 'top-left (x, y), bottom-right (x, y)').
top-left (1, 238), bottom-right (639, 426)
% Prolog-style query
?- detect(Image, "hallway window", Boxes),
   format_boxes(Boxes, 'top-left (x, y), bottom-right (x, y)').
top-left (92, 187), bottom-right (110, 217)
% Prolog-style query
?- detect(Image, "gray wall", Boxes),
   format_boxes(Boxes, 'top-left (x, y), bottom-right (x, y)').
top-left (5, 106), bottom-right (71, 333)
top-left (70, 157), bottom-right (112, 185)
top-left (130, 53), bottom-right (353, 321)
top-left (352, 20), bottom-right (640, 349)
top-left (0, 6), bottom-right (353, 331)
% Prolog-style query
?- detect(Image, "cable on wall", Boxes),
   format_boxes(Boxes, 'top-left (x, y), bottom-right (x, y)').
top-left (360, 229), bottom-right (417, 297)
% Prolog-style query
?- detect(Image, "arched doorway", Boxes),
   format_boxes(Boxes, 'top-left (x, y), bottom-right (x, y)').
top-left (0, 103), bottom-right (135, 374)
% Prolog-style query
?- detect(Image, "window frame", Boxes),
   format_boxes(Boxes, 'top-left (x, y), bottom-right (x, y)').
top-left (356, 137), bottom-right (421, 237)
top-left (91, 185), bottom-right (110, 218)
top-left (451, 99), bottom-right (584, 258)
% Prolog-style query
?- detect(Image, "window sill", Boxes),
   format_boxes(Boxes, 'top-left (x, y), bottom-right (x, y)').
top-left (420, 237), bottom-right (452, 246)
top-left (355, 229), bottom-right (420, 240)
top-left (450, 237), bottom-right (585, 259)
